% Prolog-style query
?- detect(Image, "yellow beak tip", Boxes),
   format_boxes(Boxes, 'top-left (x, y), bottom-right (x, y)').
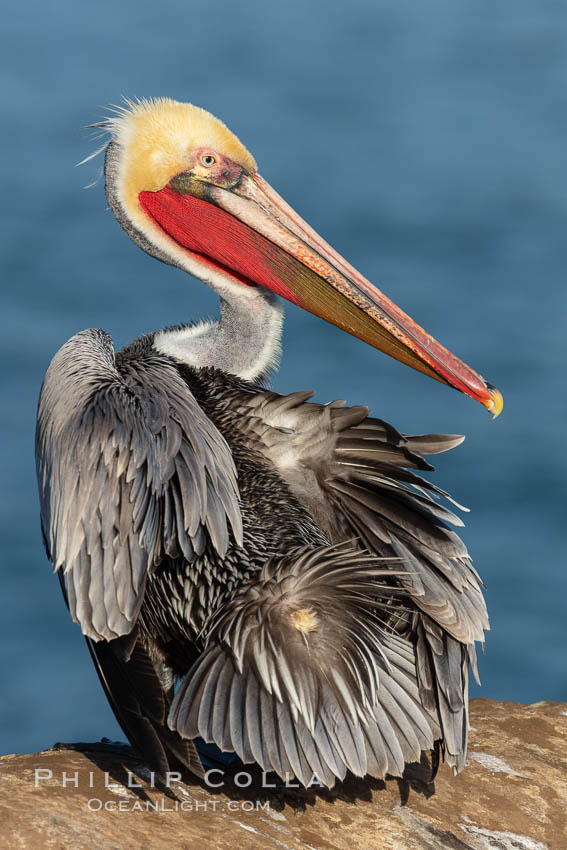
top-left (484, 384), bottom-right (504, 418)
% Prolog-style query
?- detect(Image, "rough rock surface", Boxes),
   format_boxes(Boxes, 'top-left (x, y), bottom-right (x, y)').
top-left (0, 699), bottom-right (565, 850)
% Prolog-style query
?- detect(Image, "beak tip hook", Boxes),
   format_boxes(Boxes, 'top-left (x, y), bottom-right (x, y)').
top-left (485, 383), bottom-right (504, 418)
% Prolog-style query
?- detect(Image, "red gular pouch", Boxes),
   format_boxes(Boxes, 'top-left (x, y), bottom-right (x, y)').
top-left (139, 185), bottom-right (303, 306)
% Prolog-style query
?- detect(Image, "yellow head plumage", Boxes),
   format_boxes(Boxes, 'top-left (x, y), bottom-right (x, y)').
top-left (106, 97), bottom-right (257, 223)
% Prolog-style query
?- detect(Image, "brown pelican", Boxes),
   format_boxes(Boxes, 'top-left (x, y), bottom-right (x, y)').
top-left (36, 98), bottom-right (502, 788)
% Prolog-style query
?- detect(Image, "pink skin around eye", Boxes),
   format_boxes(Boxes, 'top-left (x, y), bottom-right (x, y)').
top-left (192, 148), bottom-right (246, 183)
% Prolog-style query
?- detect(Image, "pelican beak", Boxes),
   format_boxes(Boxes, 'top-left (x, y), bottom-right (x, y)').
top-left (139, 170), bottom-right (503, 416)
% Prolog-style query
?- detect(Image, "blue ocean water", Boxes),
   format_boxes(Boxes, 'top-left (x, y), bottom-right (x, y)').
top-left (1, 0), bottom-right (566, 756)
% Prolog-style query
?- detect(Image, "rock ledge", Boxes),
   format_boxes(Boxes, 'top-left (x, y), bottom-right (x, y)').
top-left (0, 699), bottom-right (565, 849)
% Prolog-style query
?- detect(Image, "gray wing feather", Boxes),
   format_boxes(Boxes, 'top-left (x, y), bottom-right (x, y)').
top-left (36, 329), bottom-right (242, 641)
top-left (222, 386), bottom-right (488, 771)
top-left (229, 386), bottom-right (487, 642)
top-left (169, 544), bottom-right (436, 787)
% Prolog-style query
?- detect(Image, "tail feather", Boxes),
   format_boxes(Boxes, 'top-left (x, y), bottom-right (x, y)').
top-left (416, 616), bottom-right (471, 772)
top-left (58, 571), bottom-right (203, 780)
top-left (86, 633), bottom-right (204, 780)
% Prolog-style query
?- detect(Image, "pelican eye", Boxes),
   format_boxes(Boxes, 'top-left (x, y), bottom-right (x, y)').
top-left (200, 154), bottom-right (216, 167)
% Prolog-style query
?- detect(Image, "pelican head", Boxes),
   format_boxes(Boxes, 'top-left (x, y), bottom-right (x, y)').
top-left (103, 97), bottom-right (502, 414)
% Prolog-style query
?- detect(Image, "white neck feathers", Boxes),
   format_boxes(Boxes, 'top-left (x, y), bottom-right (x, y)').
top-left (153, 293), bottom-right (284, 383)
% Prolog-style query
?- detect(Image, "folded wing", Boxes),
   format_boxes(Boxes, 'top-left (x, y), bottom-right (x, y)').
top-left (36, 328), bottom-right (242, 642)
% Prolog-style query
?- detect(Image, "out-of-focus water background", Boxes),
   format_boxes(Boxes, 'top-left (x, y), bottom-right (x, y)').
top-left (1, 0), bottom-right (566, 756)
